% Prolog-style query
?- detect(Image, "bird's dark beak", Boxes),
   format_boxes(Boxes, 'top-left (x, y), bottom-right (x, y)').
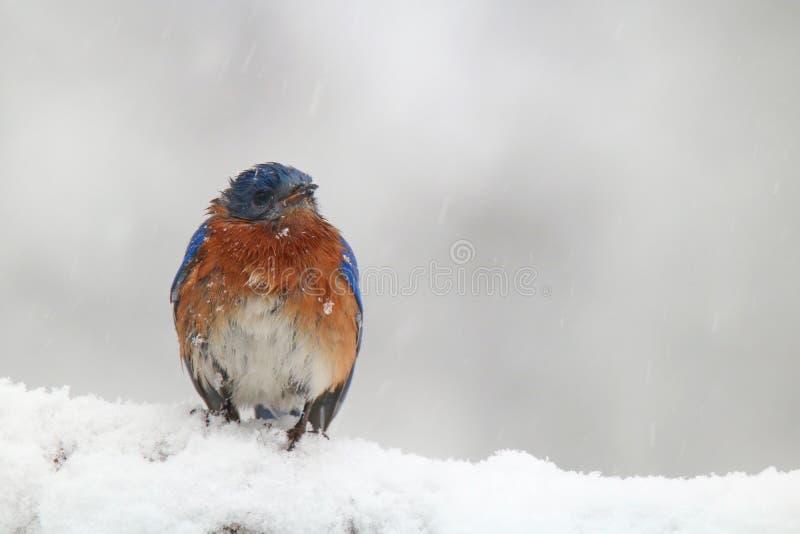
top-left (280, 183), bottom-right (318, 206)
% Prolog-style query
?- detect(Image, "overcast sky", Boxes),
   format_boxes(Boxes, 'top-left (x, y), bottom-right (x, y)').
top-left (1, 0), bottom-right (799, 476)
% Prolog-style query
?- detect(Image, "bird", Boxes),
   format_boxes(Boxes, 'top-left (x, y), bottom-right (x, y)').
top-left (170, 162), bottom-right (362, 449)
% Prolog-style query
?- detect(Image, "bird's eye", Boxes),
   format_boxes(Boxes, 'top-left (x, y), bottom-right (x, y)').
top-left (252, 190), bottom-right (270, 206)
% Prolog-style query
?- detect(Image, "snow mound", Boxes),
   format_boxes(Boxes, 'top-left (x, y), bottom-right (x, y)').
top-left (1, 380), bottom-right (798, 534)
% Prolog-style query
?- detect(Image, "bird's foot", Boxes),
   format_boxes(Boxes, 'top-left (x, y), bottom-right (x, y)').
top-left (286, 425), bottom-right (306, 451)
top-left (190, 407), bottom-right (212, 426)
top-left (286, 401), bottom-right (312, 451)
top-left (218, 409), bottom-right (240, 423)
top-left (217, 400), bottom-right (241, 423)
top-left (309, 429), bottom-right (330, 440)
top-left (190, 406), bottom-right (240, 426)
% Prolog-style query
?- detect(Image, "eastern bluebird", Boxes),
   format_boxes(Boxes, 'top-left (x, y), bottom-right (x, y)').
top-left (170, 163), bottom-right (362, 449)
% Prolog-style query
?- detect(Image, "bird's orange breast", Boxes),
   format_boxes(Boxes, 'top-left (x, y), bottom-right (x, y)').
top-left (174, 206), bottom-right (359, 389)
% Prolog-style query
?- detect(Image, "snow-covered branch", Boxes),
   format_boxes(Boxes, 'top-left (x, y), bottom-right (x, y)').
top-left (1, 380), bottom-right (798, 533)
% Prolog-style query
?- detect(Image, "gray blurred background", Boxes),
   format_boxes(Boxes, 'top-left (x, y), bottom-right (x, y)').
top-left (1, 0), bottom-right (798, 477)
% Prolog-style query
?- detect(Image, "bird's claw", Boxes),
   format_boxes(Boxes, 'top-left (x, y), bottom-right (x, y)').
top-left (190, 407), bottom-right (212, 426)
top-left (190, 407), bottom-right (239, 427)
top-left (309, 429), bottom-right (330, 440)
top-left (286, 427), bottom-right (303, 451)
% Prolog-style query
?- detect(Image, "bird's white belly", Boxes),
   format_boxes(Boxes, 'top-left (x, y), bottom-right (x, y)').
top-left (192, 297), bottom-right (335, 414)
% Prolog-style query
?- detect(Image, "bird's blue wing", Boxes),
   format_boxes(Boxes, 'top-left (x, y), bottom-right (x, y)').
top-left (306, 235), bottom-right (363, 431)
top-left (339, 236), bottom-right (363, 353)
top-left (170, 222), bottom-right (208, 312)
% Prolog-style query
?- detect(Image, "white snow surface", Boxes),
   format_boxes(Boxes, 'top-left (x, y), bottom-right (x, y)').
top-left (1, 380), bottom-right (799, 534)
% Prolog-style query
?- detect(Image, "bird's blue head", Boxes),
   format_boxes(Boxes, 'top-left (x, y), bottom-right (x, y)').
top-left (216, 163), bottom-right (318, 221)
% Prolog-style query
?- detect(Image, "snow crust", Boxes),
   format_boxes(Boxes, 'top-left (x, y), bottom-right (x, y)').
top-left (1, 379), bottom-right (798, 533)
